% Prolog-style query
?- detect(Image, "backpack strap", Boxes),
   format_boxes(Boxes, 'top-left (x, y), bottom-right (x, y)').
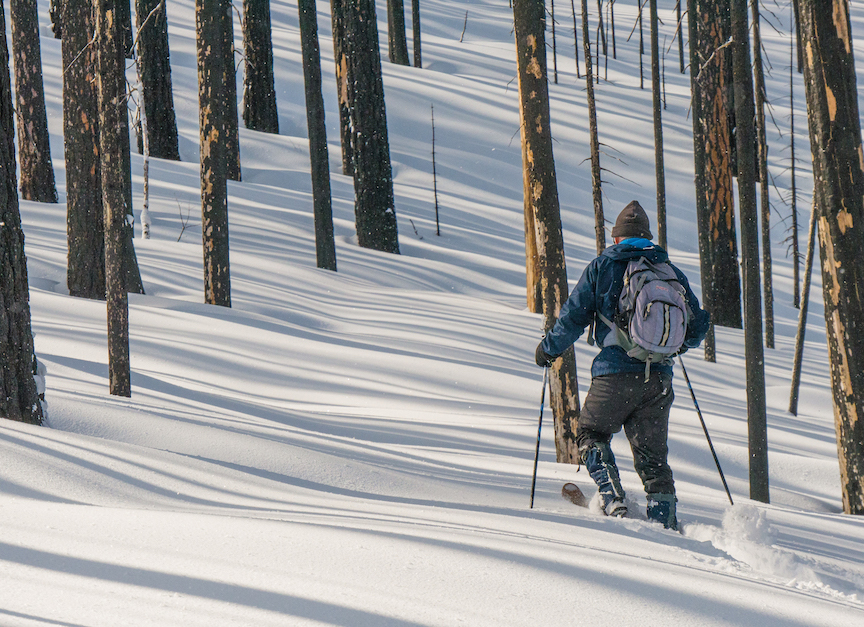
top-left (597, 312), bottom-right (637, 352)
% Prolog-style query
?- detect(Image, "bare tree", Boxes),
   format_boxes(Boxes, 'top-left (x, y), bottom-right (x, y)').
top-left (386, 0), bottom-right (409, 65)
top-left (343, 0), bottom-right (400, 253)
top-left (62, 0), bottom-right (105, 299)
top-left (10, 0), bottom-right (58, 202)
top-left (687, 0), bottom-right (743, 364)
top-left (649, 0), bottom-right (666, 247)
top-left (797, 0), bottom-right (864, 515)
top-left (411, 0), bottom-right (421, 67)
top-left (97, 0), bottom-right (131, 396)
top-left (136, 0), bottom-right (180, 160)
top-left (242, 0), bottom-right (279, 133)
top-left (298, 0), bottom-right (336, 270)
top-left (197, 0), bottom-right (233, 306)
top-left (62, 0), bottom-right (143, 300)
top-left (329, 0), bottom-right (353, 175)
top-left (225, 6), bottom-right (240, 181)
top-left (788, 199), bottom-right (817, 416)
top-left (789, 23), bottom-right (800, 308)
top-left (731, 0), bottom-right (768, 503)
top-left (514, 0), bottom-right (580, 463)
top-left (117, 0), bottom-right (133, 58)
top-left (0, 4), bottom-right (42, 424)
top-left (751, 0), bottom-right (773, 349)
top-left (675, 0), bottom-right (683, 72)
top-left (582, 0), bottom-right (604, 254)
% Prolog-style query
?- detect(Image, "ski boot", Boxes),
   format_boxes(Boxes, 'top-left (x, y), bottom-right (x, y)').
top-left (646, 493), bottom-right (678, 530)
top-left (582, 442), bottom-right (627, 518)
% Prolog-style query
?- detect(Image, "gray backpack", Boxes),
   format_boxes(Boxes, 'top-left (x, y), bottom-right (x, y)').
top-left (598, 257), bottom-right (690, 381)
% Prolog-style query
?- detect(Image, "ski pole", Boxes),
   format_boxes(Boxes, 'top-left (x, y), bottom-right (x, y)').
top-left (529, 367), bottom-right (549, 509)
top-left (678, 356), bottom-right (734, 506)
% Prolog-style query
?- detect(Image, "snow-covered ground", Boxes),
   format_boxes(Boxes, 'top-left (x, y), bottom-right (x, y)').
top-left (2, 1), bottom-right (863, 624)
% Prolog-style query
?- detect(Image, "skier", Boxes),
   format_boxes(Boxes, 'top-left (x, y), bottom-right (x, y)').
top-left (535, 201), bottom-right (710, 530)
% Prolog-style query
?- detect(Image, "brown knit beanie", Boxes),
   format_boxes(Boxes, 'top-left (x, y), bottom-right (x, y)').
top-left (611, 200), bottom-right (653, 240)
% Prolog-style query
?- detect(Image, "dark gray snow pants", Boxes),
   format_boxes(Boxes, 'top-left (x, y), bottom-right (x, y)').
top-left (576, 371), bottom-right (675, 495)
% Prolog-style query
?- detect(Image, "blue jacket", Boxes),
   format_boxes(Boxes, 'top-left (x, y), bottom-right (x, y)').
top-left (540, 238), bottom-right (710, 377)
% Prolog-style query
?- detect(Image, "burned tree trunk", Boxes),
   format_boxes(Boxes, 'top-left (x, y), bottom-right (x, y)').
top-left (789, 25), bottom-right (800, 308)
top-left (0, 4), bottom-right (42, 424)
top-left (116, 0), bottom-right (133, 58)
top-left (411, 0), bottom-right (421, 68)
top-left (649, 0), bottom-right (666, 248)
top-left (386, 0), bottom-right (409, 65)
top-left (731, 0), bottom-right (768, 504)
top-left (514, 0), bottom-right (580, 464)
top-left (792, 0), bottom-right (803, 73)
top-left (798, 0), bottom-right (864, 515)
top-left (224, 6), bottom-right (240, 181)
top-left (10, 0), bottom-right (58, 203)
top-left (329, 0), bottom-right (353, 175)
top-left (96, 0), bottom-right (131, 396)
top-left (687, 0), bottom-right (742, 366)
top-left (49, 0), bottom-right (61, 37)
top-left (789, 199), bottom-right (817, 416)
top-left (582, 0), bottom-right (604, 254)
top-left (751, 0), bottom-right (773, 349)
top-left (343, 0), bottom-right (399, 253)
top-left (197, 0), bottom-right (232, 306)
top-left (62, 0), bottom-right (143, 299)
top-left (136, 0), bottom-right (180, 160)
top-left (242, 0), bottom-right (279, 134)
top-left (298, 0), bottom-right (336, 271)
top-left (62, 0), bottom-right (105, 299)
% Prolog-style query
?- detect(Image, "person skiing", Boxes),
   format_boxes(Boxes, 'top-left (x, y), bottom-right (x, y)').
top-left (534, 201), bottom-right (710, 530)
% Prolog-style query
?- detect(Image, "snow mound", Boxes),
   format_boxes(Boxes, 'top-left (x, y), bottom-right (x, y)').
top-left (687, 504), bottom-right (864, 603)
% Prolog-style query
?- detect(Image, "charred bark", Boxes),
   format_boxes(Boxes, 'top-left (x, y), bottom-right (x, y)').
top-left (789, 199), bottom-right (817, 416)
top-left (116, 0), bottom-right (133, 58)
top-left (797, 0), bottom-right (864, 515)
top-left (343, 0), bottom-right (399, 254)
top-left (751, 0), bottom-right (773, 349)
top-left (790, 26), bottom-right (800, 308)
top-left (412, 0), bottom-right (421, 67)
top-left (298, 0), bottom-right (336, 270)
top-left (136, 0), bottom-right (180, 160)
top-left (582, 0), bottom-right (604, 254)
top-left (224, 6), bottom-right (240, 181)
top-left (242, 0), bottom-right (279, 134)
top-left (10, 0), bottom-right (58, 203)
top-left (687, 0), bottom-right (742, 345)
top-left (96, 0), bottom-right (132, 396)
top-left (0, 4), bottom-right (42, 424)
top-left (197, 0), bottom-right (232, 306)
top-left (649, 0), bottom-right (666, 248)
top-left (62, 0), bottom-right (142, 299)
top-left (49, 0), bottom-right (62, 37)
top-left (329, 0), bottom-right (353, 175)
top-left (731, 0), bottom-right (768, 503)
top-left (62, 0), bottom-right (105, 299)
top-left (514, 0), bottom-right (580, 464)
top-left (387, 0), bottom-right (409, 65)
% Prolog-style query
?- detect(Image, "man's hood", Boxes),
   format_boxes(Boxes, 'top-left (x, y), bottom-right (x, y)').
top-left (600, 238), bottom-right (669, 263)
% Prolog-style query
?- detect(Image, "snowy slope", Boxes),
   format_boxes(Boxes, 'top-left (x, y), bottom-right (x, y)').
top-left (1, 1), bottom-right (863, 625)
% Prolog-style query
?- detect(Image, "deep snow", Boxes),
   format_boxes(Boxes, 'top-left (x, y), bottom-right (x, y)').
top-left (1, 1), bottom-right (863, 625)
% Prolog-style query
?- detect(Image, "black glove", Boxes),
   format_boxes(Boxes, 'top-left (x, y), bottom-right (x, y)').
top-left (535, 341), bottom-right (556, 367)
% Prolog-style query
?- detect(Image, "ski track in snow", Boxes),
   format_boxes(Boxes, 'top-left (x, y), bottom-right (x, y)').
top-left (2, 1), bottom-right (864, 625)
